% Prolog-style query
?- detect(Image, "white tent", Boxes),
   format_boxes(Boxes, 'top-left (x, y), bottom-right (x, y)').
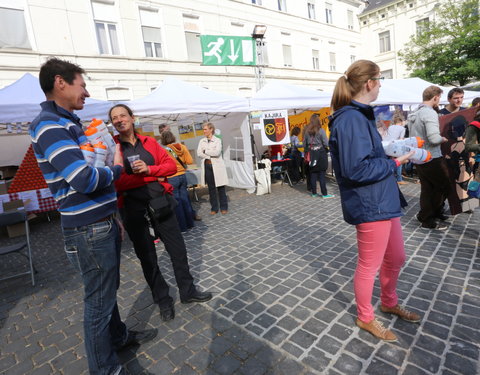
top-left (0, 73), bottom-right (115, 167)
top-left (250, 81), bottom-right (332, 111)
top-left (126, 77), bottom-right (255, 190)
top-left (374, 77), bottom-right (480, 106)
top-left (0, 73), bottom-right (114, 123)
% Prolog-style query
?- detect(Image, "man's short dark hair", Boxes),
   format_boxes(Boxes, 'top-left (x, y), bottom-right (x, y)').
top-left (39, 57), bottom-right (85, 94)
top-left (472, 97), bottom-right (480, 107)
top-left (447, 87), bottom-right (464, 99)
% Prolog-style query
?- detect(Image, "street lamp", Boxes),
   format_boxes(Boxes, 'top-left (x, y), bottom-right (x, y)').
top-left (252, 25), bottom-right (267, 91)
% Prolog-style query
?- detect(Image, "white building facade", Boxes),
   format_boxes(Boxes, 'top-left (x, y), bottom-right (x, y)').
top-left (358, 0), bottom-right (439, 79)
top-left (0, 0), bottom-right (366, 99)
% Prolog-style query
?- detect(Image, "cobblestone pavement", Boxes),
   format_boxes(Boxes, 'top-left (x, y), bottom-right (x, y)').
top-left (1, 181), bottom-right (479, 375)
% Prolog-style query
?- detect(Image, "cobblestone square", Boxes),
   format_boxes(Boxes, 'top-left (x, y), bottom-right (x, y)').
top-left (1, 181), bottom-right (479, 374)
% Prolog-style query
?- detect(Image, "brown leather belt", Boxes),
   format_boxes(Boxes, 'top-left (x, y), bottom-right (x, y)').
top-left (205, 159), bottom-right (212, 164)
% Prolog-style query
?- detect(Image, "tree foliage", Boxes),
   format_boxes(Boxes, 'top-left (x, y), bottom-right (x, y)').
top-left (399, 0), bottom-right (480, 86)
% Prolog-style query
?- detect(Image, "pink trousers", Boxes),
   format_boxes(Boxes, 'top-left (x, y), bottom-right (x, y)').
top-left (354, 217), bottom-right (406, 322)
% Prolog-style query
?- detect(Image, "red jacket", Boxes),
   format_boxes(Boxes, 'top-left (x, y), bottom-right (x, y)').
top-left (114, 134), bottom-right (177, 206)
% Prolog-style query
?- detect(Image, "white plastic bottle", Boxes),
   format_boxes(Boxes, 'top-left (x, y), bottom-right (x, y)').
top-left (90, 119), bottom-right (116, 166)
top-left (383, 143), bottom-right (431, 164)
top-left (390, 137), bottom-right (425, 149)
top-left (93, 142), bottom-right (108, 168)
top-left (80, 143), bottom-right (95, 166)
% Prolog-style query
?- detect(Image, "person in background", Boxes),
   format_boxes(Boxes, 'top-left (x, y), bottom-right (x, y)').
top-left (465, 109), bottom-right (480, 155)
top-left (197, 122), bottom-right (229, 215)
top-left (408, 86), bottom-right (450, 230)
top-left (439, 88), bottom-right (465, 115)
top-left (30, 58), bottom-right (157, 375)
top-left (304, 114), bottom-right (334, 198)
top-left (471, 97), bottom-right (480, 109)
top-left (289, 127), bottom-right (303, 183)
top-left (160, 130), bottom-right (201, 231)
top-left (110, 104), bottom-right (212, 323)
top-left (329, 60), bottom-right (420, 342)
top-left (384, 112), bottom-right (408, 185)
top-left (158, 123), bottom-right (171, 134)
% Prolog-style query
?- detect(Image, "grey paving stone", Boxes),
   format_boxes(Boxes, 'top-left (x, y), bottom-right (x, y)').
top-left (316, 335), bottom-right (343, 355)
top-left (449, 337), bottom-right (479, 360)
top-left (263, 326), bottom-right (288, 345)
top-left (407, 347), bottom-right (441, 373)
top-left (333, 353), bottom-right (363, 375)
top-left (211, 354), bottom-right (242, 375)
top-left (365, 358), bottom-right (400, 375)
top-left (344, 337), bottom-right (375, 359)
top-left (444, 353), bottom-right (477, 375)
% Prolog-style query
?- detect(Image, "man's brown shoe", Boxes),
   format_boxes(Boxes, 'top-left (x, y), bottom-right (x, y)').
top-left (356, 318), bottom-right (397, 342)
top-left (220, 210), bottom-right (228, 214)
top-left (210, 211), bottom-right (217, 215)
top-left (380, 304), bottom-right (421, 323)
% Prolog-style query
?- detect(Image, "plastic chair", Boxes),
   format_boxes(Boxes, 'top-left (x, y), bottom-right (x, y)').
top-left (0, 211), bottom-right (35, 286)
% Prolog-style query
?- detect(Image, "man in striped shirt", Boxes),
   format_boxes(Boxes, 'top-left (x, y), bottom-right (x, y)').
top-left (29, 58), bottom-right (156, 375)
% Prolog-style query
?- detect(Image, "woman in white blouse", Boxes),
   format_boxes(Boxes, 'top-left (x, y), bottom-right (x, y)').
top-left (197, 122), bottom-right (229, 214)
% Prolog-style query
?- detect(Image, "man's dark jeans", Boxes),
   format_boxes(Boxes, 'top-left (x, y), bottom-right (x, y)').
top-left (63, 218), bottom-right (127, 375)
top-left (415, 157), bottom-right (451, 226)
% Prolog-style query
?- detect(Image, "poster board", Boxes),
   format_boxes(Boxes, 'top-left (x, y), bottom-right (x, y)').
top-left (260, 110), bottom-right (290, 146)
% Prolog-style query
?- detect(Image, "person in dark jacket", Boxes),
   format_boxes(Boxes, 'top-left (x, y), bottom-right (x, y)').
top-left (329, 60), bottom-right (420, 342)
top-left (304, 114), bottom-right (334, 198)
top-left (110, 104), bottom-right (212, 323)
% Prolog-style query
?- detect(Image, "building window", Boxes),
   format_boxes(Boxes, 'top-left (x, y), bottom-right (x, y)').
top-left (185, 32), bottom-right (201, 61)
top-left (106, 87), bottom-right (131, 101)
top-left (140, 9), bottom-right (163, 58)
top-left (282, 45), bottom-right (292, 67)
top-left (350, 55), bottom-right (356, 63)
top-left (308, 2), bottom-right (316, 19)
top-left (416, 17), bottom-right (429, 35)
top-left (379, 31), bottom-right (391, 53)
top-left (278, 0), bottom-right (287, 12)
top-left (252, 0), bottom-right (262, 4)
top-left (312, 49), bottom-right (319, 70)
top-left (184, 16), bottom-right (202, 61)
top-left (347, 10), bottom-right (354, 30)
top-left (325, 3), bottom-right (333, 24)
top-left (0, 7), bottom-right (31, 49)
top-left (329, 52), bottom-right (336, 71)
top-left (92, 1), bottom-right (120, 55)
top-left (381, 69), bottom-right (393, 79)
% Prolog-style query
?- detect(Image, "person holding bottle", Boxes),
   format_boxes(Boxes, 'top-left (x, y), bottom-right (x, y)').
top-left (109, 104), bottom-right (212, 323)
top-left (328, 60), bottom-right (420, 342)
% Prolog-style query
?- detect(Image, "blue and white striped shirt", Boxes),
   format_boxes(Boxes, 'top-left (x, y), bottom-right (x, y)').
top-left (29, 101), bottom-right (121, 228)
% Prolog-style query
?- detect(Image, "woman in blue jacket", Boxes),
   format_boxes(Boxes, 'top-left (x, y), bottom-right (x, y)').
top-left (329, 60), bottom-right (420, 342)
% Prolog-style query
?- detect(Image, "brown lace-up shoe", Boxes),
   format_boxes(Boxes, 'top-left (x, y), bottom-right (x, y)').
top-left (380, 304), bottom-right (421, 323)
top-left (356, 318), bottom-right (397, 342)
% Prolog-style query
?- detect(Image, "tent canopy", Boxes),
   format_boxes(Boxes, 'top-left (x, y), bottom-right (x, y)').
top-left (374, 77), bottom-right (480, 106)
top-left (127, 77), bottom-right (250, 116)
top-left (0, 73), bottom-right (115, 123)
top-left (250, 81), bottom-right (332, 111)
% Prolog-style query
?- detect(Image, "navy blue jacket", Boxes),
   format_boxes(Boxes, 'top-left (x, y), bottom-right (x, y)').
top-left (30, 101), bottom-right (121, 228)
top-left (328, 100), bottom-right (404, 225)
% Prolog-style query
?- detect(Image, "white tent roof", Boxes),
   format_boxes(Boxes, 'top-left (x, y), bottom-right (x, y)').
top-left (250, 81), bottom-right (332, 110)
top-left (0, 73), bottom-right (115, 123)
top-left (127, 77), bottom-right (250, 116)
top-left (374, 77), bottom-right (479, 106)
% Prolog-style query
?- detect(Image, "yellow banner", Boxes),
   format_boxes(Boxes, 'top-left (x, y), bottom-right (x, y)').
top-left (288, 108), bottom-right (331, 142)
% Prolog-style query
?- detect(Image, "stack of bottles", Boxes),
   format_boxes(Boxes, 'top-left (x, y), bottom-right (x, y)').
top-left (81, 119), bottom-right (117, 168)
top-left (382, 137), bottom-right (431, 164)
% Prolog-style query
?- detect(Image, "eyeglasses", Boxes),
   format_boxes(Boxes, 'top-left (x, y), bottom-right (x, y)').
top-left (370, 76), bottom-right (385, 80)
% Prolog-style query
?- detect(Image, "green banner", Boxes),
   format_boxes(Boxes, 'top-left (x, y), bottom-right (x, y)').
top-left (200, 35), bottom-right (256, 66)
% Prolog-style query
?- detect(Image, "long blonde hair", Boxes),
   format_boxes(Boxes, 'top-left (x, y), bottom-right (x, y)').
top-left (330, 60), bottom-right (380, 112)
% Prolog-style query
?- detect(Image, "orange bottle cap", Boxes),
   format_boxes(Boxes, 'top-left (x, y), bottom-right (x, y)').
top-left (84, 127), bottom-right (98, 136)
top-left (90, 118), bottom-right (103, 127)
top-left (80, 144), bottom-right (94, 152)
top-left (93, 142), bottom-right (107, 149)
top-left (424, 151), bottom-right (432, 162)
top-left (416, 137), bottom-right (425, 148)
